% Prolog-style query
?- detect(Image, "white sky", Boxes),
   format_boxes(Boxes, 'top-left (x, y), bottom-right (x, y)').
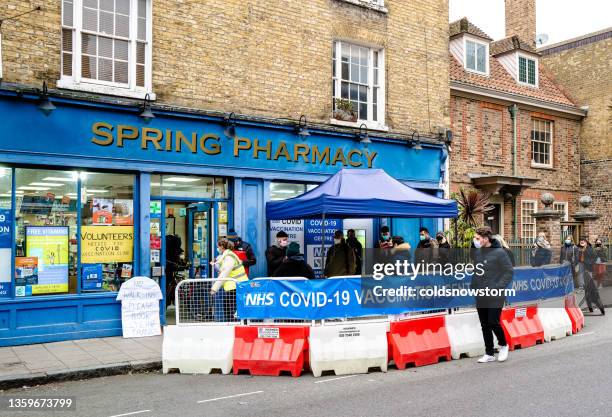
top-left (449, 0), bottom-right (612, 46)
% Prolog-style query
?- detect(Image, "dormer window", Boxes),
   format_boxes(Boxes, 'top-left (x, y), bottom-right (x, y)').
top-left (464, 38), bottom-right (488, 75)
top-left (518, 54), bottom-right (538, 86)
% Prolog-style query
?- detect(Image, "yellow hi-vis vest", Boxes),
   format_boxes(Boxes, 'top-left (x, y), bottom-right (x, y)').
top-left (219, 249), bottom-right (248, 291)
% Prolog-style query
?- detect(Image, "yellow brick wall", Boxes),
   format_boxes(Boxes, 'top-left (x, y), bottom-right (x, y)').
top-left (1, 0), bottom-right (450, 135)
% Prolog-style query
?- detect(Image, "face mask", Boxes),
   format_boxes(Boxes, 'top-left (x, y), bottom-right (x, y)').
top-left (217, 247), bottom-right (223, 254)
top-left (419, 235), bottom-right (426, 241)
top-left (537, 236), bottom-right (544, 243)
top-left (473, 238), bottom-right (482, 248)
top-left (596, 243), bottom-right (602, 247)
top-left (382, 234), bottom-right (390, 241)
top-left (565, 240), bottom-right (572, 245)
top-left (278, 240), bottom-right (289, 247)
top-left (334, 238), bottom-right (341, 244)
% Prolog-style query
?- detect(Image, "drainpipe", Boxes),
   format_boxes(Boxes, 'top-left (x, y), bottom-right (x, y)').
top-left (508, 104), bottom-right (519, 239)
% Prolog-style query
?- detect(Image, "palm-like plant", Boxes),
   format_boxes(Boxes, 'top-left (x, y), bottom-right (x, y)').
top-left (456, 188), bottom-right (494, 227)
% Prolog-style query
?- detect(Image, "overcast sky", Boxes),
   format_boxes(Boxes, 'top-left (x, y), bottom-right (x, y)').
top-left (449, 0), bottom-right (612, 46)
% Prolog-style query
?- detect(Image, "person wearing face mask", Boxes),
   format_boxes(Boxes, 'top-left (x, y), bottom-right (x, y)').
top-left (210, 238), bottom-right (248, 321)
top-left (273, 242), bottom-right (315, 279)
top-left (324, 230), bottom-right (356, 278)
top-left (346, 229), bottom-right (363, 275)
top-left (576, 237), bottom-right (604, 315)
top-left (435, 232), bottom-right (451, 265)
top-left (470, 226), bottom-right (513, 363)
top-left (593, 239), bottom-right (608, 288)
top-left (560, 236), bottom-right (580, 289)
top-left (266, 231), bottom-right (289, 276)
top-left (415, 227), bottom-right (439, 264)
top-left (375, 226), bottom-right (393, 249)
top-left (530, 232), bottom-right (552, 267)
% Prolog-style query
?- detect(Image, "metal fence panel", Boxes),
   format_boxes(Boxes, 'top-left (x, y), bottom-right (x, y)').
top-left (175, 278), bottom-right (240, 325)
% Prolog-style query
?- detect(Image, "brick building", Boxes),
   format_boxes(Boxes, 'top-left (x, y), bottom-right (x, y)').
top-left (448, 1), bottom-right (587, 244)
top-left (539, 28), bottom-right (612, 241)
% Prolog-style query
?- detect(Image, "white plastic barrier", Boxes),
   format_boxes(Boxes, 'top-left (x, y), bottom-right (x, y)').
top-left (537, 297), bottom-right (572, 342)
top-left (309, 321), bottom-right (388, 377)
top-left (162, 325), bottom-right (234, 374)
top-left (445, 310), bottom-right (485, 359)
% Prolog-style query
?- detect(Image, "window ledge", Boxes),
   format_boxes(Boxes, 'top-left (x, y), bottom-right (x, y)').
top-left (481, 162), bottom-right (505, 168)
top-left (329, 118), bottom-right (389, 132)
top-left (334, 0), bottom-right (388, 13)
top-left (531, 163), bottom-right (555, 170)
top-left (57, 78), bottom-right (156, 100)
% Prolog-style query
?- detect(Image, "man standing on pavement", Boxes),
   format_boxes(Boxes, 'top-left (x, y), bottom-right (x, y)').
top-left (266, 231), bottom-right (288, 276)
top-left (346, 229), bottom-right (363, 275)
top-left (415, 227), bottom-right (439, 264)
top-left (227, 228), bottom-right (257, 276)
top-left (324, 230), bottom-right (356, 277)
top-left (471, 226), bottom-right (513, 363)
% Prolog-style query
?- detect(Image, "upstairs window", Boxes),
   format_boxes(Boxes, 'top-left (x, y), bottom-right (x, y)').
top-left (518, 55), bottom-right (537, 86)
top-left (531, 118), bottom-right (553, 167)
top-left (464, 38), bottom-right (488, 74)
top-left (332, 41), bottom-right (385, 128)
top-left (60, 0), bottom-right (152, 97)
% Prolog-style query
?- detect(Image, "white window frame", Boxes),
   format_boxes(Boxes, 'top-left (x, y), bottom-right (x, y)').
top-left (553, 202), bottom-right (569, 221)
top-left (531, 118), bottom-right (554, 168)
top-left (521, 199), bottom-right (538, 241)
top-left (517, 52), bottom-right (538, 87)
top-left (58, 0), bottom-right (155, 100)
top-left (331, 40), bottom-right (387, 131)
top-left (463, 35), bottom-right (489, 76)
top-left (336, 0), bottom-right (388, 13)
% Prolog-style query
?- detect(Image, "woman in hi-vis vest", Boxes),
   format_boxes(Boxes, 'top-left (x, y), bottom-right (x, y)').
top-left (210, 238), bottom-right (248, 321)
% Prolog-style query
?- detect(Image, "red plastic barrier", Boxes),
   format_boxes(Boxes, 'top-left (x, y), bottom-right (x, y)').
top-left (388, 315), bottom-right (451, 369)
top-left (565, 294), bottom-right (584, 334)
top-left (233, 326), bottom-right (309, 377)
top-left (500, 306), bottom-right (544, 350)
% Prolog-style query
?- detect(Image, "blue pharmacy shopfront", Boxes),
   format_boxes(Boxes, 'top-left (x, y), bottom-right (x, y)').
top-left (0, 88), bottom-right (448, 346)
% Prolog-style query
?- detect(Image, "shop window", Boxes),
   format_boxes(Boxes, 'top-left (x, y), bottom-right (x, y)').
top-left (14, 169), bottom-right (78, 297)
top-left (80, 172), bottom-right (135, 292)
top-left (59, 0), bottom-right (152, 99)
top-left (269, 182), bottom-right (318, 201)
top-left (0, 168), bottom-right (12, 298)
top-left (151, 175), bottom-right (228, 199)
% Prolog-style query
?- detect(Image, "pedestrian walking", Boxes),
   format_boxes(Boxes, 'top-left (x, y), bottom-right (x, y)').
top-left (346, 229), bottom-right (363, 275)
top-left (560, 236), bottom-right (580, 289)
top-left (577, 237), bottom-right (605, 315)
top-left (210, 238), bottom-right (248, 321)
top-left (530, 232), bottom-right (552, 267)
top-left (593, 238), bottom-right (608, 288)
top-left (273, 242), bottom-right (315, 279)
top-left (324, 230), bottom-right (356, 277)
top-left (266, 231), bottom-right (288, 276)
top-left (471, 226), bottom-right (513, 363)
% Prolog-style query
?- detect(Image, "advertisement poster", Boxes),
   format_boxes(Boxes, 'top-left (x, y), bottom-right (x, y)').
top-left (0, 209), bottom-right (11, 297)
top-left (121, 264), bottom-right (133, 279)
top-left (25, 226), bottom-right (69, 295)
top-left (92, 198), bottom-right (114, 225)
top-left (114, 199), bottom-right (134, 225)
top-left (15, 257), bottom-right (39, 297)
top-left (304, 219), bottom-right (342, 278)
top-left (81, 226), bottom-right (134, 263)
top-left (82, 263), bottom-right (104, 291)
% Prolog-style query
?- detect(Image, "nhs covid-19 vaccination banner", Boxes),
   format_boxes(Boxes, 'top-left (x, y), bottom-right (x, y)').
top-left (236, 264), bottom-right (574, 320)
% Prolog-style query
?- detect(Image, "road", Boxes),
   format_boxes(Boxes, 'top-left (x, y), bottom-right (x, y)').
top-left (1, 312), bottom-right (610, 417)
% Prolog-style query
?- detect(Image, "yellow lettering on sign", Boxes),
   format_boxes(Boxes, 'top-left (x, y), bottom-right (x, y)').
top-left (347, 149), bottom-right (362, 167)
top-left (117, 125), bottom-right (139, 147)
top-left (199, 134), bottom-right (221, 155)
top-left (176, 131), bottom-right (197, 153)
top-left (312, 145), bottom-right (330, 165)
top-left (81, 226), bottom-right (134, 264)
top-left (165, 129), bottom-right (173, 151)
top-left (234, 137), bottom-right (252, 157)
top-left (365, 150), bottom-right (378, 168)
top-left (253, 139), bottom-right (272, 159)
top-left (92, 122), bottom-right (114, 146)
top-left (331, 148), bottom-right (348, 166)
top-left (273, 141), bottom-right (291, 161)
top-left (294, 143), bottom-right (310, 163)
top-left (141, 127), bottom-right (163, 151)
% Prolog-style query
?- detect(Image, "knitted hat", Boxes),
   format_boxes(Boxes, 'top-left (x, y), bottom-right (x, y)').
top-left (226, 228), bottom-right (240, 242)
top-left (286, 242), bottom-right (300, 257)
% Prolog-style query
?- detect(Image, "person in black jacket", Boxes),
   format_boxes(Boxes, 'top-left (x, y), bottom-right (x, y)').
top-left (266, 231), bottom-right (288, 276)
top-left (435, 232), bottom-right (451, 265)
top-left (530, 232), bottom-right (552, 267)
top-left (273, 242), bottom-right (315, 279)
top-left (346, 229), bottom-right (363, 275)
top-left (227, 228), bottom-right (257, 269)
top-left (471, 226), bottom-right (513, 363)
top-left (577, 237), bottom-right (604, 315)
top-left (560, 236), bottom-right (580, 288)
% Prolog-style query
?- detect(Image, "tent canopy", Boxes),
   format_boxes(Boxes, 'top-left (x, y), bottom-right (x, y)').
top-left (266, 169), bottom-right (458, 219)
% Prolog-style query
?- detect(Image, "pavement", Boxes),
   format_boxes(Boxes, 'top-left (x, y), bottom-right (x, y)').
top-left (0, 311), bottom-right (610, 417)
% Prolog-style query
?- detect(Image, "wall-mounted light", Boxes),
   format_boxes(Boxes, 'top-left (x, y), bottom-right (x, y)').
top-left (295, 115), bottom-right (310, 139)
top-left (356, 123), bottom-right (371, 145)
top-left (444, 129), bottom-right (453, 152)
top-left (37, 81), bottom-right (56, 116)
top-left (138, 93), bottom-right (155, 123)
top-left (224, 112), bottom-right (237, 138)
top-left (409, 130), bottom-right (423, 151)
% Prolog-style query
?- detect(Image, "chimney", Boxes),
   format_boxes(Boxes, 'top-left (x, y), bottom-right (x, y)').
top-left (504, 0), bottom-right (536, 47)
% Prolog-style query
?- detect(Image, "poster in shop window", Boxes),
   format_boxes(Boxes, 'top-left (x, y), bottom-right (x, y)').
top-left (25, 226), bottom-right (69, 295)
top-left (14, 257), bottom-right (38, 297)
top-left (114, 199), bottom-right (134, 225)
top-left (0, 209), bottom-right (11, 297)
top-left (81, 225), bottom-right (134, 264)
top-left (92, 198), bottom-right (114, 225)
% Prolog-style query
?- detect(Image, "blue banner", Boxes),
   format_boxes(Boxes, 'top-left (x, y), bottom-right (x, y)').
top-left (236, 264), bottom-right (573, 320)
top-left (0, 209), bottom-right (11, 298)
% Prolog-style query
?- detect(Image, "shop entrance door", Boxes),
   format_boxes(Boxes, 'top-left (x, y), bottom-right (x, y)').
top-left (187, 203), bottom-right (215, 279)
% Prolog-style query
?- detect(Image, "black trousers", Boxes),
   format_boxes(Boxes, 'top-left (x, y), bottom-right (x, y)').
top-left (477, 307), bottom-right (507, 356)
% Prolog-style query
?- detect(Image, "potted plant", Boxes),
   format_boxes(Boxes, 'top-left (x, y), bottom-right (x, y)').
top-left (333, 98), bottom-right (358, 122)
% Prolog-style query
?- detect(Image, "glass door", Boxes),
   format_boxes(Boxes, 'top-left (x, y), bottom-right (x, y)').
top-left (187, 203), bottom-right (215, 279)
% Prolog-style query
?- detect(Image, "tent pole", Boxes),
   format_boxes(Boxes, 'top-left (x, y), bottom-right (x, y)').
top-left (321, 212), bottom-right (326, 277)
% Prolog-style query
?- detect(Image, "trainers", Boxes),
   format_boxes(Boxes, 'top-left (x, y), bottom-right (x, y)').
top-left (477, 354), bottom-right (496, 363)
top-left (498, 345), bottom-right (509, 362)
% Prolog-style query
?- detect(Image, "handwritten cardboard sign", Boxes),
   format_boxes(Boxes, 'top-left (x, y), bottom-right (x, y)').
top-left (116, 276), bottom-right (162, 338)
